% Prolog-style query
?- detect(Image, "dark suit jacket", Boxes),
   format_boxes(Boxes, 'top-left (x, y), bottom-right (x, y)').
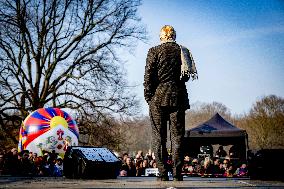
top-left (144, 42), bottom-right (190, 110)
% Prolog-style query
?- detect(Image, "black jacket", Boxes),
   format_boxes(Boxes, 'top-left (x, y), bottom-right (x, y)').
top-left (144, 42), bottom-right (190, 109)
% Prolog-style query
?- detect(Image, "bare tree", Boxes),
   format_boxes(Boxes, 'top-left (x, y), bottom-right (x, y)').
top-left (76, 114), bottom-right (151, 154)
top-left (118, 116), bottom-right (151, 154)
top-left (0, 0), bottom-right (146, 145)
top-left (77, 115), bottom-right (126, 150)
top-left (237, 95), bottom-right (284, 149)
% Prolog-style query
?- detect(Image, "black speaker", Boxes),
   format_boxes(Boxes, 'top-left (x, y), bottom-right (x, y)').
top-left (63, 146), bottom-right (121, 179)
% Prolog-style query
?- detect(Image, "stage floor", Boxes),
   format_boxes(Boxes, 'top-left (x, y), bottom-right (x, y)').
top-left (0, 176), bottom-right (283, 188)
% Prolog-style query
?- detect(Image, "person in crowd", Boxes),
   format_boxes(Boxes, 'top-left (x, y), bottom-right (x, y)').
top-left (212, 157), bottom-right (222, 177)
top-left (152, 160), bottom-right (157, 168)
top-left (5, 148), bottom-right (20, 176)
top-left (146, 160), bottom-right (158, 177)
top-left (191, 158), bottom-right (201, 175)
top-left (182, 155), bottom-right (193, 176)
top-left (166, 154), bottom-right (173, 173)
top-left (47, 152), bottom-right (57, 174)
top-left (141, 159), bottom-right (149, 175)
top-left (184, 155), bottom-right (191, 163)
top-left (151, 152), bottom-right (156, 160)
top-left (229, 145), bottom-right (241, 159)
top-left (224, 165), bottom-right (234, 177)
top-left (218, 161), bottom-right (224, 175)
top-left (135, 159), bottom-right (144, 176)
top-left (143, 159), bottom-right (149, 168)
top-left (221, 159), bottom-right (230, 177)
top-left (235, 163), bottom-right (248, 177)
top-left (216, 146), bottom-right (227, 158)
top-left (28, 152), bottom-right (33, 160)
top-left (34, 156), bottom-right (44, 176)
top-left (182, 160), bottom-right (191, 176)
top-left (0, 153), bottom-right (5, 175)
top-left (201, 157), bottom-right (213, 177)
top-left (53, 158), bottom-right (63, 177)
top-left (121, 157), bottom-right (136, 177)
top-left (42, 153), bottom-right (52, 176)
top-left (149, 159), bottom-right (155, 168)
top-left (135, 150), bottom-right (144, 162)
top-left (119, 169), bottom-right (127, 176)
top-left (32, 153), bottom-right (38, 161)
top-left (20, 151), bottom-right (35, 176)
top-left (122, 153), bottom-right (129, 164)
top-left (145, 149), bottom-right (153, 161)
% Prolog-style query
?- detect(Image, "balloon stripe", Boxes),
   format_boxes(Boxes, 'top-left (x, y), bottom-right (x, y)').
top-left (68, 128), bottom-right (79, 138)
top-left (37, 108), bottom-right (52, 120)
top-left (63, 111), bottom-right (67, 119)
top-left (68, 120), bottom-right (75, 124)
top-left (23, 113), bottom-right (33, 125)
top-left (25, 117), bottom-right (50, 126)
top-left (21, 130), bottom-right (28, 136)
top-left (54, 108), bottom-right (62, 117)
top-left (63, 111), bottom-right (71, 121)
top-left (31, 112), bottom-right (48, 121)
top-left (45, 108), bottom-right (56, 118)
top-left (23, 128), bottom-right (50, 148)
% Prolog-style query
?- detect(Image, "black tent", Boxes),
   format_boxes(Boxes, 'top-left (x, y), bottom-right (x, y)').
top-left (184, 113), bottom-right (248, 160)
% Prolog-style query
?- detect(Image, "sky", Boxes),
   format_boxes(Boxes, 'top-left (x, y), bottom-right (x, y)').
top-left (124, 0), bottom-right (284, 116)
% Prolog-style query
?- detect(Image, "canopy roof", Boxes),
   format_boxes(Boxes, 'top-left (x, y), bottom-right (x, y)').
top-left (185, 113), bottom-right (247, 138)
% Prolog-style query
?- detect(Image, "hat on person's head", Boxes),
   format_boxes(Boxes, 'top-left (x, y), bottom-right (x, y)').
top-left (159, 25), bottom-right (176, 41)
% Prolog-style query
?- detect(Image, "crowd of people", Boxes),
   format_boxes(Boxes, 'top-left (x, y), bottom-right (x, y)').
top-left (0, 148), bottom-right (63, 176)
top-left (118, 150), bottom-right (158, 177)
top-left (181, 156), bottom-right (248, 178)
top-left (0, 146), bottom-right (248, 178)
top-left (180, 145), bottom-right (248, 178)
top-left (118, 147), bottom-right (248, 178)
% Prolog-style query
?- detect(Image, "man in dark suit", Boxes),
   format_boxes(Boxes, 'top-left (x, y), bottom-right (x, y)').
top-left (144, 25), bottom-right (195, 181)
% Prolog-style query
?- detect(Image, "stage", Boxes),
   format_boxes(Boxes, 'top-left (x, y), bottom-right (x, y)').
top-left (1, 176), bottom-right (283, 188)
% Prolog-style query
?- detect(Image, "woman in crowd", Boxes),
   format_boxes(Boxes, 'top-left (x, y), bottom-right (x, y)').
top-left (135, 159), bottom-right (144, 176)
top-left (121, 157), bottom-right (136, 177)
top-left (201, 157), bottom-right (213, 177)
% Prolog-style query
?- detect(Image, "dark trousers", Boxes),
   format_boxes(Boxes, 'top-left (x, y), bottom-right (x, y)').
top-left (149, 102), bottom-right (185, 177)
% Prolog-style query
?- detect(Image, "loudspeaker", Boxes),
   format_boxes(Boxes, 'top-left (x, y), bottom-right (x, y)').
top-left (63, 146), bottom-right (121, 179)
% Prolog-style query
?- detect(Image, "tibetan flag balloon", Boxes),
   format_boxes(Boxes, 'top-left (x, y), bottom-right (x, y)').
top-left (18, 108), bottom-right (79, 156)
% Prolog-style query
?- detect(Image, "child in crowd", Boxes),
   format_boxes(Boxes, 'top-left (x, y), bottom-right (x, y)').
top-left (235, 163), bottom-right (248, 177)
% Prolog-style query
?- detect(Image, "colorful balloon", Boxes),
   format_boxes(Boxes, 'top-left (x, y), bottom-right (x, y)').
top-left (18, 108), bottom-right (79, 156)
